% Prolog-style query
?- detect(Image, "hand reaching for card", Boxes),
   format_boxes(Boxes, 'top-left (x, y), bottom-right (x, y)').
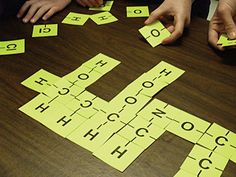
top-left (17, 0), bottom-right (71, 23)
top-left (208, 0), bottom-right (236, 50)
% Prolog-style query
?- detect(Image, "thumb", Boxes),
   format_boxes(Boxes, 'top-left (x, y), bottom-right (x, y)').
top-left (220, 9), bottom-right (236, 39)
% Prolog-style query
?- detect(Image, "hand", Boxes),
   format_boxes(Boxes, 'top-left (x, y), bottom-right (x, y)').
top-left (75, 0), bottom-right (103, 7)
top-left (145, 0), bottom-right (192, 44)
top-left (208, 0), bottom-right (236, 51)
top-left (17, 0), bottom-right (71, 23)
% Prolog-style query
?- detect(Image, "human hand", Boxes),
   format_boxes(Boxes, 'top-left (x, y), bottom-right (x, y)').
top-left (208, 0), bottom-right (236, 51)
top-left (145, 0), bottom-right (192, 44)
top-left (17, 0), bottom-right (71, 23)
top-left (75, 0), bottom-right (103, 7)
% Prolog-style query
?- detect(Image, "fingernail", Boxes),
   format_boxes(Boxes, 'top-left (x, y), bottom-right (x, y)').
top-left (31, 19), bottom-right (35, 23)
top-left (23, 18), bottom-right (27, 23)
top-left (229, 32), bottom-right (236, 39)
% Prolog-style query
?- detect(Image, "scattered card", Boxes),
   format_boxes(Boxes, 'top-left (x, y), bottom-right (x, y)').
top-left (32, 24), bottom-right (58, 37)
top-left (62, 12), bottom-right (89, 26)
top-left (90, 12), bottom-right (118, 25)
top-left (126, 6), bottom-right (149, 18)
top-left (0, 39), bottom-right (25, 55)
top-left (139, 21), bottom-right (171, 47)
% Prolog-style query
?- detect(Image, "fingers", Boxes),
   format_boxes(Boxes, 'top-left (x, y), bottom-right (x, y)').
top-left (162, 14), bottom-right (185, 44)
top-left (31, 4), bottom-right (51, 23)
top-left (17, 1), bottom-right (33, 19)
top-left (21, 2), bottom-right (42, 23)
top-left (218, 4), bottom-right (236, 39)
top-left (145, 6), bottom-right (166, 25)
top-left (42, 6), bottom-right (60, 20)
top-left (208, 24), bottom-right (224, 51)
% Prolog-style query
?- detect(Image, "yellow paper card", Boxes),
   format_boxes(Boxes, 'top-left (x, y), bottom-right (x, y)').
top-left (139, 21), bottom-right (171, 47)
top-left (32, 24), bottom-right (58, 37)
top-left (83, 53), bottom-right (120, 75)
top-left (231, 152), bottom-right (236, 163)
top-left (166, 107), bottom-right (211, 143)
top-left (43, 104), bottom-right (87, 137)
top-left (147, 61), bottom-right (185, 84)
top-left (90, 12), bottom-right (118, 25)
top-left (19, 94), bottom-right (70, 128)
top-left (0, 39), bottom-right (25, 55)
top-left (137, 99), bottom-right (173, 129)
top-left (180, 145), bottom-right (229, 177)
top-left (197, 123), bottom-right (236, 160)
top-left (21, 69), bottom-right (60, 93)
top-left (63, 65), bottom-right (102, 88)
top-left (65, 90), bottom-right (106, 118)
top-left (126, 6), bottom-right (149, 18)
top-left (89, 1), bottom-right (114, 11)
top-left (62, 12), bottom-right (89, 25)
top-left (109, 87), bottom-right (151, 115)
top-left (42, 84), bottom-right (84, 105)
top-left (217, 34), bottom-right (228, 45)
top-left (66, 113), bottom-right (117, 152)
top-left (125, 73), bottom-right (169, 98)
top-left (174, 170), bottom-right (195, 177)
top-left (222, 38), bottom-right (236, 47)
top-left (118, 115), bottom-right (165, 149)
top-left (93, 134), bottom-right (144, 172)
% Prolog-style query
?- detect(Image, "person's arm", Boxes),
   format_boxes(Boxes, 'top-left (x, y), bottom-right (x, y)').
top-left (17, 0), bottom-right (71, 23)
top-left (145, 0), bottom-right (192, 44)
top-left (208, 0), bottom-right (236, 50)
top-left (75, 0), bottom-right (103, 7)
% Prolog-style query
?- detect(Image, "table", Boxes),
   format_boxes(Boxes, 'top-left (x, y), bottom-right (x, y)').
top-left (0, 1), bottom-right (236, 177)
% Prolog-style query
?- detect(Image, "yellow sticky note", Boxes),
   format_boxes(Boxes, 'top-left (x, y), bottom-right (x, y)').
top-left (231, 152), bottom-right (236, 163)
top-left (180, 145), bottom-right (229, 177)
top-left (0, 39), bottom-right (25, 55)
top-left (109, 87), bottom-right (151, 115)
top-left (90, 12), bottom-right (118, 25)
top-left (174, 170), bottom-right (196, 177)
top-left (19, 94), bottom-right (65, 126)
top-left (62, 12), bottom-right (89, 25)
top-left (89, 1), bottom-right (114, 11)
top-left (67, 112), bottom-right (117, 152)
top-left (32, 24), bottom-right (58, 37)
top-left (118, 115), bottom-right (165, 149)
top-left (65, 90), bottom-right (107, 118)
top-left (126, 6), bottom-right (149, 18)
top-left (21, 69), bottom-right (60, 93)
top-left (42, 104), bottom-right (88, 137)
top-left (197, 123), bottom-right (236, 160)
top-left (42, 79), bottom-right (85, 105)
top-left (146, 61), bottom-right (185, 84)
top-left (83, 53), bottom-right (120, 75)
top-left (63, 65), bottom-right (102, 88)
top-left (166, 107), bottom-right (211, 143)
top-left (93, 134), bottom-right (144, 172)
top-left (139, 21), bottom-right (171, 47)
top-left (125, 73), bottom-right (169, 98)
top-left (137, 99), bottom-right (173, 129)
top-left (217, 34), bottom-right (228, 45)
top-left (222, 38), bottom-right (236, 47)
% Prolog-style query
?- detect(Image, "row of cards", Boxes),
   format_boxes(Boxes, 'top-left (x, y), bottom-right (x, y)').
top-left (19, 53), bottom-right (236, 175)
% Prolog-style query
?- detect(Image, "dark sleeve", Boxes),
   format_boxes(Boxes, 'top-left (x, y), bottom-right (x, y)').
top-left (192, 0), bottom-right (211, 19)
top-left (0, 0), bottom-right (26, 19)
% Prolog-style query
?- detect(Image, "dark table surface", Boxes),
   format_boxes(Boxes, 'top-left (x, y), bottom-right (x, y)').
top-left (0, 1), bottom-right (236, 177)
